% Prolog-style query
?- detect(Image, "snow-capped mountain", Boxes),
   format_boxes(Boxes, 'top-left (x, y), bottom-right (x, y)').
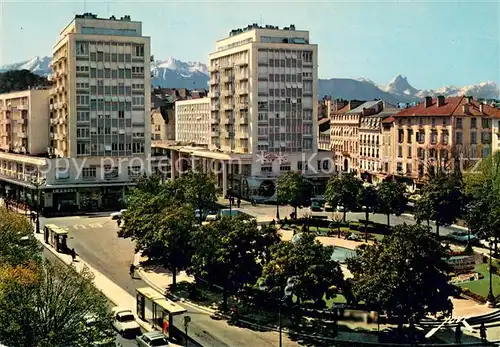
top-left (1, 56), bottom-right (498, 101)
top-left (0, 56), bottom-right (51, 76)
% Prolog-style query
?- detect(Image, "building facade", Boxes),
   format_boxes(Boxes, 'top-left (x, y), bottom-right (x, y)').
top-left (0, 13), bottom-right (154, 214)
top-left (175, 98), bottom-right (210, 145)
top-left (390, 96), bottom-right (500, 187)
top-left (0, 89), bottom-right (51, 155)
top-left (157, 24), bottom-right (332, 201)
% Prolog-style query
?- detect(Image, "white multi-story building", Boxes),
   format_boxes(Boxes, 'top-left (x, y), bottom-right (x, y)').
top-left (158, 24), bottom-right (332, 200)
top-left (0, 13), bottom-right (153, 214)
top-left (175, 98), bottom-right (210, 145)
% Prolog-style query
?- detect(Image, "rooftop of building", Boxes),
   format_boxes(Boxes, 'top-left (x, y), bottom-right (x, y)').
top-left (227, 23), bottom-right (305, 38)
top-left (347, 100), bottom-right (382, 114)
top-left (393, 96), bottom-right (500, 118)
top-left (73, 13), bottom-right (138, 23)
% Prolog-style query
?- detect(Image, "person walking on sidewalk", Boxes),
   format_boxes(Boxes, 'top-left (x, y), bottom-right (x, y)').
top-left (479, 323), bottom-right (487, 344)
top-left (70, 248), bottom-right (76, 262)
top-left (129, 263), bottom-right (135, 278)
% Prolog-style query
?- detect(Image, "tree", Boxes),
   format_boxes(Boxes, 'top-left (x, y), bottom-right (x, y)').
top-left (176, 170), bottom-right (217, 223)
top-left (414, 170), bottom-right (463, 236)
top-left (190, 216), bottom-right (279, 310)
top-left (261, 233), bottom-right (344, 307)
top-left (346, 224), bottom-right (452, 330)
top-left (0, 260), bottom-right (113, 347)
top-left (0, 207), bottom-right (40, 266)
top-left (325, 172), bottom-right (363, 221)
top-left (357, 185), bottom-right (378, 242)
top-left (0, 70), bottom-right (51, 93)
top-left (119, 176), bottom-right (196, 286)
top-left (277, 171), bottom-right (313, 217)
top-left (376, 181), bottom-right (407, 227)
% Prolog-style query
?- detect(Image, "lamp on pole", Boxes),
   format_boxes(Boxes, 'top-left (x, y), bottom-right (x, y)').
top-left (259, 276), bottom-right (296, 347)
top-left (31, 171), bottom-right (45, 234)
top-left (487, 236), bottom-right (496, 308)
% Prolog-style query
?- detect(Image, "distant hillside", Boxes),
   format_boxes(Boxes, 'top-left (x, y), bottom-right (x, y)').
top-left (0, 70), bottom-right (51, 94)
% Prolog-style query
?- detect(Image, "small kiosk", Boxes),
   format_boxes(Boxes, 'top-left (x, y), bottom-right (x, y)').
top-left (136, 287), bottom-right (186, 339)
top-left (43, 224), bottom-right (69, 253)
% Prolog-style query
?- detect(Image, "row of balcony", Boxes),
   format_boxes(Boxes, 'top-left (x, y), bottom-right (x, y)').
top-left (50, 117), bottom-right (66, 126)
top-left (50, 132), bottom-right (67, 141)
top-left (49, 102), bottom-right (67, 111)
top-left (0, 169), bottom-right (37, 182)
top-left (210, 74), bottom-right (249, 85)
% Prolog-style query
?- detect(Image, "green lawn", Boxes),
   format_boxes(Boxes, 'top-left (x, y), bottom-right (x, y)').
top-left (456, 263), bottom-right (500, 298)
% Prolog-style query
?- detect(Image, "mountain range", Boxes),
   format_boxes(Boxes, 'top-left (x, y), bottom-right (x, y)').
top-left (1, 56), bottom-right (498, 102)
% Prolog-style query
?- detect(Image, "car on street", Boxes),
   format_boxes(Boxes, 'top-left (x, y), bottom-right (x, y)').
top-left (110, 209), bottom-right (127, 220)
top-left (136, 332), bottom-right (170, 347)
top-left (111, 307), bottom-right (141, 337)
top-left (324, 202), bottom-right (334, 212)
top-left (310, 202), bottom-right (323, 212)
top-left (447, 231), bottom-right (477, 243)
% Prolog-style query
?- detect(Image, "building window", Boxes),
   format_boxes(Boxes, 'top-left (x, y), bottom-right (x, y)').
top-left (482, 147), bottom-right (491, 158)
top-left (82, 167), bottom-right (96, 179)
top-left (398, 145), bottom-right (403, 158)
top-left (416, 130), bottom-right (425, 143)
top-left (481, 131), bottom-right (491, 144)
top-left (471, 118), bottom-right (477, 129)
top-left (471, 131), bottom-right (477, 144)
top-left (456, 132), bottom-right (463, 144)
top-left (407, 145), bottom-right (412, 158)
top-left (482, 118), bottom-right (491, 129)
top-left (398, 129), bottom-right (404, 143)
top-left (456, 118), bottom-right (463, 129)
top-left (280, 165), bottom-right (291, 172)
top-left (261, 165), bottom-right (272, 173)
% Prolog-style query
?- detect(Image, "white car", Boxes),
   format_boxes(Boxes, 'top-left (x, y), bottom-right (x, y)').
top-left (136, 331), bottom-right (170, 347)
top-left (110, 209), bottom-right (127, 220)
top-left (111, 308), bottom-right (141, 336)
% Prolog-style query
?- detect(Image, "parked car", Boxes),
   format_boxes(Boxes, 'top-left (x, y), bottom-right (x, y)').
top-left (336, 205), bottom-right (346, 212)
top-left (110, 209), bottom-right (127, 220)
top-left (324, 202), bottom-right (334, 212)
top-left (136, 331), bottom-right (170, 347)
top-left (111, 307), bottom-right (141, 336)
top-left (205, 211), bottom-right (219, 221)
top-left (448, 231), bottom-right (477, 243)
top-left (310, 202), bottom-right (323, 212)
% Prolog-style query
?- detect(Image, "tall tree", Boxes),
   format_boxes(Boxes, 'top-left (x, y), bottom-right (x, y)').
top-left (0, 260), bottom-right (113, 347)
top-left (119, 177), bottom-right (196, 286)
top-left (346, 224), bottom-right (452, 329)
top-left (415, 170), bottom-right (463, 236)
top-left (276, 171), bottom-right (313, 217)
top-left (0, 207), bottom-right (40, 266)
top-left (261, 233), bottom-right (344, 307)
top-left (376, 180), bottom-right (407, 227)
top-left (357, 185), bottom-right (378, 241)
top-left (190, 217), bottom-right (279, 310)
top-left (325, 172), bottom-right (363, 221)
top-left (176, 170), bottom-right (217, 222)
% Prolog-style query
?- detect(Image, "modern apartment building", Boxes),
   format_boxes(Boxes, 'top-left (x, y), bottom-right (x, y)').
top-left (175, 98), bottom-right (210, 145)
top-left (158, 24), bottom-right (332, 200)
top-left (389, 96), bottom-right (500, 187)
top-left (0, 89), bottom-right (51, 155)
top-left (0, 13), bottom-right (153, 214)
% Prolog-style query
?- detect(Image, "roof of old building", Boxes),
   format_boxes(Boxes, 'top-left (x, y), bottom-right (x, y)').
top-left (393, 96), bottom-right (500, 117)
top-left (347, 100), bottom-right (382, 114)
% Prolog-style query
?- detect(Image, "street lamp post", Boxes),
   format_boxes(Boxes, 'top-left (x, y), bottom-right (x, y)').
top-left (259, 276), bottom-right (296, 347)
top-left (31, 172), bottom-right (45, 234)
top-left (276, 185), bottom-right (280, 221)
top-left (487, 236), bottom-right (496, 308)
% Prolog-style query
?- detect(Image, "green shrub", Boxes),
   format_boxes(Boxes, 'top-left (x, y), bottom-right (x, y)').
top-left (349, 222), bottom-right (359, 230)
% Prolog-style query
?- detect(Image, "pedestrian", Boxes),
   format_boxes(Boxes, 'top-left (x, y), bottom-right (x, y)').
top-left (479, 323), bottom-right (487, 343)
top-left (455, 323), bottom-right (462, 344)
top-left (71, 248), bottom-right (76, 262)
top-left (129, 263), bottom-right (135, 278)
top-left (237, 197), bottom-right (241, 208)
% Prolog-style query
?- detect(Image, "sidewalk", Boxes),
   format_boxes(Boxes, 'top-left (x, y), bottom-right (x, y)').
top-left (33, 232), bottom-right (183, 346)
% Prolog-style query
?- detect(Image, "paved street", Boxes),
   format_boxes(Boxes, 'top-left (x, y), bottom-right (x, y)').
top-left (40, 214), bottom-right (300, 347)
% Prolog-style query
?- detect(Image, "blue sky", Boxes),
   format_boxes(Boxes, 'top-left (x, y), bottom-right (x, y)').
top-left (0, 0), bottom-right (498, 89)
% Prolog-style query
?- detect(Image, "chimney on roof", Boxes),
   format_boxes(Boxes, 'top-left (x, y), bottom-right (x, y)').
top-left (424, 96), bottom-right (433, 108)
top-left (462, 104), bottom-right (469, 114)
top-left (437, 95), bottom-right (445, 107)
top-left (466, 96), bottom-right (473, 104)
